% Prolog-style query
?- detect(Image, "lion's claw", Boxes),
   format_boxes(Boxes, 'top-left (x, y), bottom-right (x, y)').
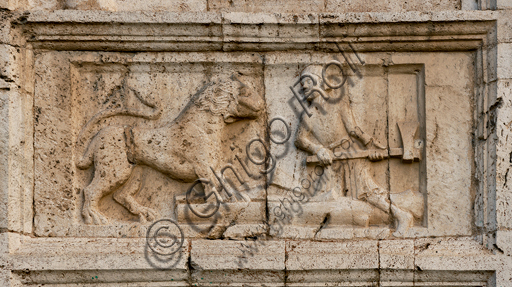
top-left (138, 207), bottom-right (159, 223)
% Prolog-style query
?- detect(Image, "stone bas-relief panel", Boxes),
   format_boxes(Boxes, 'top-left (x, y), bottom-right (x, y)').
top-left (267, 63), bottom-right (427, 240)
top-left (34, 52), bottom-right (267, 238)
top-left (33, 51), bottom-right (475, 241)
top-left (265, 52), bottom-right (474, 240)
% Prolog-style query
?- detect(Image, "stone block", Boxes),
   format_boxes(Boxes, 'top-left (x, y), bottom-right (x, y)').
top-left (498, 10), bottom-right (512, 42)
top-left (286, 240), bottom-right (379, 270)
top-left (209, 0), bottom-right (323, 13)
top-left (326, 0), bottom-right (460, 13)
top-left (414, 237), bottom-right (499, 272)
top-left (497, 0), bottom-right (512, 9)
top-left (65, 0), bottom-right (207, 12)
top-left (498, 43), bottom-right (512, 79)
top-left (191, 239), bottom-right (285, 270)
top-left (379, 239), bottom-right (414, 269)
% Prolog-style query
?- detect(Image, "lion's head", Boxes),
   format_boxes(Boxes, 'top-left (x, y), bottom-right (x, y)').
top-left (194, 75), bottom-right (262, 123)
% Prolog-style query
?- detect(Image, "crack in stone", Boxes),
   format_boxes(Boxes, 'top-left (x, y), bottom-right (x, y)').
top-left (313, 213), bottom-right (330, 239)
top-left (377, 240), bottom-right (381, 286)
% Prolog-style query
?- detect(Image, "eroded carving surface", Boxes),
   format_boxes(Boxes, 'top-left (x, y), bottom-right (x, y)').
top-left (294, 64), bottom-right (424, 237)
top-left (76, 72), bottom-right (264, 238)
top-left (31, 52), bottom-right (475, 242)
top-left (3, 5), bottom-right (508, 285)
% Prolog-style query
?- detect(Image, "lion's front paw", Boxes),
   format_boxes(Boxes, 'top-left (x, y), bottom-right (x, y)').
top-left (82, 205), bottom-right (109, 225)
top-left (138, 207), bottom-right (160, 223)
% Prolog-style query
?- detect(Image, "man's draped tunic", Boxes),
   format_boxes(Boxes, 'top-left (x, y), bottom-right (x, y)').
top-left (298, 95), bottom-right (385, 200)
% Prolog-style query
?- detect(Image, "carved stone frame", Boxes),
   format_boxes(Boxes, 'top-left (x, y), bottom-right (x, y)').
top-left (1, 10), bottom-right (509, 286)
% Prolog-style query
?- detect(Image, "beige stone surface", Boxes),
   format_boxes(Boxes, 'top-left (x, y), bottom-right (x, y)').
top-left (286, 240), bottom-right (379, 270)
top-left (379, 239), bottom-right (414, 269)
top-left (65, 0), bottom-right (207, 12)
top-left (325, 0), bottom-right (460, 13)
top-left (497, 0), bottom-right (512, 9)
top-left (14, 0), bottom-right (465, 12)
top-left (0, 5), bottom-right (510, 287)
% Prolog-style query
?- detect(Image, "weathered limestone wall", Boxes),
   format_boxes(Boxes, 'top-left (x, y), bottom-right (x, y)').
top-left (0, 0), bottom-right (511, 286)
top-left (0, 0), bottom-right (468, 12)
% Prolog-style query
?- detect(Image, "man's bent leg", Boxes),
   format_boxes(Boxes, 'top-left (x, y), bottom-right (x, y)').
top-left (364, 189), bottom-right (413, 237)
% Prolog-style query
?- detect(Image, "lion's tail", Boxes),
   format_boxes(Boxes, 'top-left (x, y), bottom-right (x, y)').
top-left (75, 84), bottom-right (162, 170)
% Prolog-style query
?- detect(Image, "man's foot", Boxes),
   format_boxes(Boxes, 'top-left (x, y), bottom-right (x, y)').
top-left (391, 204), bottom-right (413, 237)
top-left (207, 223), bottom-right (228, 239)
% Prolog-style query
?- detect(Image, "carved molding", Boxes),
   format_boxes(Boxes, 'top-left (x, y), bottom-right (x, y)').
top-left (22, 11), bottom-right (497, 51)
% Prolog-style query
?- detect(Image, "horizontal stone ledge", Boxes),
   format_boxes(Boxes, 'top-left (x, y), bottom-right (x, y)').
top-left (21, 18), bottom-right (495, 51)
top-left (9, 269), bottom-right (495, 286)
top-left (26, 24), bottom-right (492, 39)
top-left (4, 236), bottom-right (503, 285)
top-left (18, 9), bottom-right (497, 52)
top-left (23, 11), bottom-right (496, 39)
top-left (26, 40), bottom-right (487, 53)
top-left (4, 235), bottom-right (502, 271)
top-left (24, 10), bottom-right (497, 25)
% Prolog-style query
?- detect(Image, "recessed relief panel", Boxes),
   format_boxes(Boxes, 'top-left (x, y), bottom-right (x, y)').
top-left (34, 52), bottom-right (267, 238)
top-left (265, 52), bottom-right (474, 240)
top-left (32, 51), bottom-right (475, 240)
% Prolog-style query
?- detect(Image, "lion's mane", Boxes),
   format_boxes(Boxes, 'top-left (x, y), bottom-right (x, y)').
top-left (194, 78), bottom-right (240, 117)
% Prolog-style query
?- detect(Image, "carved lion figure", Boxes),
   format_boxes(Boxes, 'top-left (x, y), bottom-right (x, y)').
top-left (76, 75), bottom-right (263, 231)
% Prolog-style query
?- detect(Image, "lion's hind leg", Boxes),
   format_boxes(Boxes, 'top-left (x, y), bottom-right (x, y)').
top-left (113, 166), bottom-right (160, 223)
top-left (82, 164), bottom-right (134, 224)
top-left (82, 126), bottom-right (134, 225)
top-left (82, 176), bottom-right (111, 224)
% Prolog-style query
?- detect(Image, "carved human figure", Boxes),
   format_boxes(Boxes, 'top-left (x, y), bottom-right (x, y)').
top-left (76, 74), bottom-right (263, 238)
top-left (294, 64), bottom-right (415, 236)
